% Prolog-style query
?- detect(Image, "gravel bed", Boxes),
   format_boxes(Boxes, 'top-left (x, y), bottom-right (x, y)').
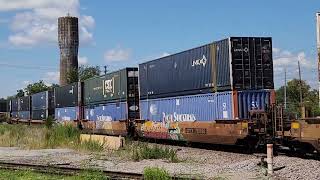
top-left (0, 146), bottom-right (319, 179)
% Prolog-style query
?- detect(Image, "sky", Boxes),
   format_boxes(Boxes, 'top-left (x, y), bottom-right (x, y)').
top-left (0, 0), bottom-right (319, 97)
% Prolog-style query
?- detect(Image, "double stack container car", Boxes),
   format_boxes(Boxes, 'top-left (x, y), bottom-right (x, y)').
top-left (137, 37), bottom-right (275, 144)
top-left (3, 36), bottom-right (278, 149)
top-left (31, 91), bottom-right (54, 120)
top-left (83, 67), bottom-right (139, 135)
top-left (55, 82), bottom-right (80, 122)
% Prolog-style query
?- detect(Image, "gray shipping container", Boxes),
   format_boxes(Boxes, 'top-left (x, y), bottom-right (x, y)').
top-left (84, 67), bottom-right (138, 105)
top-left (139, 37), bottom-right (273, 99)
top-left (10, 98), bottom-right (19, 112)
top-left (55, 82), bottom-right (79, 108)
top-left (0, 100), bottom-right (7, 112)
top-left (18, 96), bottom-right (31, 111)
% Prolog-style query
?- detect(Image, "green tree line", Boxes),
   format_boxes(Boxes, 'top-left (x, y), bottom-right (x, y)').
top-left (276, 79), bottom-right (320, 118)
top-left (11, 65), bottom-right (101, 98)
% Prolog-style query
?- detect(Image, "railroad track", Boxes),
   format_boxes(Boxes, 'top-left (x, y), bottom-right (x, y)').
top-left (0, 161), bottom-right (143, 179)
top-left (0, 161), bottom-right (193, 180)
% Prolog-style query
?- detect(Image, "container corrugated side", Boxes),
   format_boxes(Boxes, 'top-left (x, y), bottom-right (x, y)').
top-left (215, 39), bottom-right (231, 91)
top-left (18, 111), bottom-right (30, 119)
top-left (55, 107), bottom-right (78, 121)
top-left (237, 90), bottom-right (271, 119)
top-left (140, 92), bottom-right (232, 122)
top-left (55, 83), bottom-right (78, 108)
top-left (18, 96), bottom-right (31, 111)
top-left (83, 68), bottom-right (132, 105)
top-left (84, 102), bottom-right (127, 121)
top-left (11, 111), bottom-right (18, 118)
top-left (32, 91), bottom-right (47, 110)
top-left (32, 109), bottom-right (48, 120)
top-left (139, 44), bottom-right (216, 99)
top-left (140, 90), bottom-right (272, 122)
top-left (11, 99), bottom-right (19, 112)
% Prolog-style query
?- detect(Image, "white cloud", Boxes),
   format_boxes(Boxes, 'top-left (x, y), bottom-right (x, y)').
top-left (273, 48), bottom-right (317, 89)
top-left (1, 0), bottom-right (94, 47)
top-left (78, 56), bottom-right (88, 65)
top-left (80, 15), bottom-right (95, 29)
top-left (104, 47), bottom-right (131, 62)
top-left (43, 71), bottom-right (59, 85)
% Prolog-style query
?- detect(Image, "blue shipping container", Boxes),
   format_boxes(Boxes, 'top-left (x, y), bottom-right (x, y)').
top-left (140, 90), bottom-right (271, 122)
top-left (55, 107), bottom-right (78, 121)
top-left (12, 111), bottom-right (18, 118)
top-left (18, 111), bottom-right (31, 119)
top-left (84, 102), bottom-right (127, 121)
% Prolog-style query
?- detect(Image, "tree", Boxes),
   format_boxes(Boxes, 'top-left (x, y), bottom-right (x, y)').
top-left (16, 89), bottom-right (24, 97)
top-left (276, 79), bottom-right (320, 117)
top-left (67, 65), bottom-right (102, 84)
top-left (24, 80), bottom-right (49, 95)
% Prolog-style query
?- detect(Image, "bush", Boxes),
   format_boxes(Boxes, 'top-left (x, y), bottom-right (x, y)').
top-left (45, 116), bottom-right (54, 129)
top-left (143, 167), bottom-right (170, 180)
top-left (132, 143), bottom-right (179, 162)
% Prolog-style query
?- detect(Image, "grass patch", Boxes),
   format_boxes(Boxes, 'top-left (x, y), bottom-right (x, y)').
top-left (143, 167), bottom-right (170, 180)
top-left (0, 168), bottom-right (109, 180)
top-left (78, 140), bottom-right (104, 153)
top-left (125, 142), bottom-right (179, 162)
top-left (45, 124), bottom-right (80, 148)
top-left (0, 124), bottom-right (106, 152)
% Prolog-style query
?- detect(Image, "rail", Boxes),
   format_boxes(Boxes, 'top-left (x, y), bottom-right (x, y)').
top-left (0, 161), bottom-right (193, 180)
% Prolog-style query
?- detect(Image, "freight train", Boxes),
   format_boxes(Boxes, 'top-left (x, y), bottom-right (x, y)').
top-left (4, 37), bottom-right (320, 154)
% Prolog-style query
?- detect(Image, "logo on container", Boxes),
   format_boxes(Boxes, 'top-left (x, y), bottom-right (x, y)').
top-left (191, 55), bottom-right (207, 67)
top-left (234, 47), bottom-right (249, 53)
top-left (251, 101), bottom-right (259, 109)
top-left (103, 77), bottom-right (114, 95)
top-left (96, 115), bottom-right (113, 122)
top-left (162, 112), bottom-right (196, 123)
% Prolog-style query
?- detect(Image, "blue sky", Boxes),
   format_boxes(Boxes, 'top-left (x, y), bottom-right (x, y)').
top-left (0, 0), bottom-right (319, 97)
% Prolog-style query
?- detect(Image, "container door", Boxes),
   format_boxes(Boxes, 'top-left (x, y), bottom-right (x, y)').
top-left (231, 37), bottom-right (273, 90)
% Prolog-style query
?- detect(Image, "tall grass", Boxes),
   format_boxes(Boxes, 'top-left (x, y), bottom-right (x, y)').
top-left (129, 142), bottom-right (179, 162)
top-left (143, 167), bottom-right (171, 180)
top-left (45, 124), bottom-right (80, 148)
top-left (0, 124), bottom-right (83, 150)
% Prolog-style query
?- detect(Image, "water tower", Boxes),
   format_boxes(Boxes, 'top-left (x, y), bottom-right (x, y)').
top-left (58, 14), bottom-right (79, 86)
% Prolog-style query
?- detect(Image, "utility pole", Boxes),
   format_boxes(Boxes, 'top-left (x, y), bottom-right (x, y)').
top-left (284, 68), bottom-right (287, 109)
top-left (104, 65), bottom-right (107, 75)
top-left (316, 12), bottom-right (320, 108)
top-left (298, 60), bottom-right (303, 105)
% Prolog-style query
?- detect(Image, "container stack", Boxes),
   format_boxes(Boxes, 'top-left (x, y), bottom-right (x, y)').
top-left (139, 37), bottom-right (274, 122)
top-left (83, 67), bottom-right (139, 134)
top-left (18, 96), bottom-right (31, 120)
top-left (31, 91), bottom-right (54, 120)
top-left (54, 82), bottom-right (79, 122)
